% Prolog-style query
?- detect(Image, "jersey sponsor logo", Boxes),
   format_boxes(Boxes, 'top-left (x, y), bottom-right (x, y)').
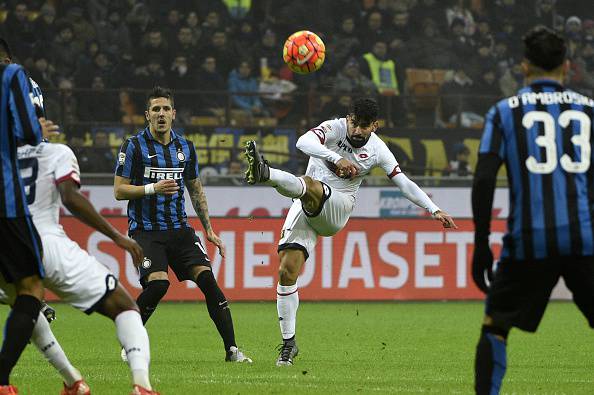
top-left (141, 257), bottom-right (152, 269)
top-left (177, 150), bottom-right (186, 162)
top-left (359, 153), bottom-right (369, 159)
top-left (144, 166), bottom-right (184, 180)
top-left (337, 140), bottom-right (353, 153)
top-left (118, 152), bottom-right (126, 165)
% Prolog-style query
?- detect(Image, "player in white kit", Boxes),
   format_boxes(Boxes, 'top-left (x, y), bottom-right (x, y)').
top-left (0, 141), bottom-right (159, 395)
top-left (245, 98), bottom-right (457, 366)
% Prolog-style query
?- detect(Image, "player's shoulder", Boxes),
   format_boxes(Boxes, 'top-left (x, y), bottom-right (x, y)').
top-left (44, 142), bottom-right (76, 158)
top-left (318, 118), bottom-right (347, 134)
top-left (173, 130), bottom-right (193, 146)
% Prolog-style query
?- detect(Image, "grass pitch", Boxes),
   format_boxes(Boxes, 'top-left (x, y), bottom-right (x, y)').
top-left (3, 301), bottom-right (593, 394)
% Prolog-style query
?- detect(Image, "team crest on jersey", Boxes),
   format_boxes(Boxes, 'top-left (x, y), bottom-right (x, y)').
top-left (118, 152), bottom-right (126, 165)
top-left (177, 150), bottom-right (186, 162)
top-left (141, 258), bottom-right (152, 269)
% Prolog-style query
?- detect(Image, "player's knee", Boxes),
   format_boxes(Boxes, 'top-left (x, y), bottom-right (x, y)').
top-left (481, 324), bottom-right (509, 341)
top-left (145, 279), bottom-right (170, 300)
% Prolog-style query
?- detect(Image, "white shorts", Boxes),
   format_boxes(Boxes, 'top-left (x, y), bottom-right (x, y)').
top-left (0, 233), bottom-right (117, 313)
top-left (278, 183), bottom-right (354, 258)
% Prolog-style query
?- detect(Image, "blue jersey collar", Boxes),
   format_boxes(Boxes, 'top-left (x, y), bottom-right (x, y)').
top-left (143, 127), bottom-right (178, 143)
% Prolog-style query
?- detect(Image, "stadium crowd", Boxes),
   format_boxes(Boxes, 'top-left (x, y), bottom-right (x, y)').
top-left (1, 0), bottom-right (593, 173)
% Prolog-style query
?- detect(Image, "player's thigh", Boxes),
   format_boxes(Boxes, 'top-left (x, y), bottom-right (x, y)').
top-left (304, 186), bottom-right (354, 237)
top-left (130, 230), bottom-right (169, 286)
top-left (167, 227), bottom-right (211, 283)
top-left (278, 200), bottom-right (318, 261)
top-left (562, 256), bottom-right (594, 328)
top-left (0, 217), bottom-right (44, 284)
top-left (42, 234), bottom-right (119, 314)
top-left (486, 259), bottom-right (560, 332)
top-left (301, 176), bottom-right (325, 214)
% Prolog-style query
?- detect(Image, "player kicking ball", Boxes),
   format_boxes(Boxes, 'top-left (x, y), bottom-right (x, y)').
top-left (0, 141), bottom-right (159, 395)
top-left (245, 98), bottom-right (457, 366)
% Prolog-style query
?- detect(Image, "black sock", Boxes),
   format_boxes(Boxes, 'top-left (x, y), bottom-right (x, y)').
top-left (136, 280), bottom-right (169, 325)
top-left (475, 325), bottom-right (508, 395)
top-left (196, 270), bottom-right (236, 351)
top-left (0, 294), bottom-right (41, 384)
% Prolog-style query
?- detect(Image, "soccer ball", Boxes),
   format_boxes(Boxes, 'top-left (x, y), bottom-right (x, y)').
top-left (283, 31), bottom-right (325, 74)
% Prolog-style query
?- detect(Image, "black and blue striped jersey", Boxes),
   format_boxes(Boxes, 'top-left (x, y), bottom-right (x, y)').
top-left (479, 79), bottom-right (594, 261)
top-left (115, 128), bottom-right (200, 231)
top-left (0, 63), bottom-right (43, 218)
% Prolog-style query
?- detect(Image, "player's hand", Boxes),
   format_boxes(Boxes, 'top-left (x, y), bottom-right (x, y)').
top-left (154, 179), bottom-right (179, 195)
top-left (206, 229), bottom-right (226, 258)
top-left (433, 210), bottom-right (457, 229)
top-left (335, 158), bottom-right (359, 179)
top-left (115, 235), bottom-right (144, 267)
top-left (39, 117), bottom-right (60, 139)
top-left (472, 239), bottom-right (494, 294)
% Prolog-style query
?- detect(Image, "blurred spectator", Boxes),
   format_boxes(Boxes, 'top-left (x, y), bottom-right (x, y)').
top-left (195, 56), bottom-right (227, 114)
top-left (443, 143), bottom-right (471, 177)
top-left (445, 0), bottom-right (475, 36)
top-left (251, 29), bottom-right (284, 79)
top-left (200, 30), bottom-right (237, 77)
top-left (111, 52), bottom-right (136, 88)
top-left (569, 35), bottom-right (594, 96)
top-left (360, 41), bottom-right (400, 95)
top-left (473, 67), bottom-right (501, 114)
top-left (87, 0), bottom-right (110, 26)
top-left (172, 26), bottom-right (199, 65)
top-left (74, 40), bottom-right (100, 78)
top-left (408, 18), bottom-right (454, 69)
top-left (133, 55), bottom-right (166, 88)
top-left (162, 9), bottom-right (183, 44)
top-left (75, 52), bottom-right (113, 88)
top-left (494, 40), bottom-right (515, 75)
top-left (450, 17), bottom-right (475, 62)
top-left (136, 30), bottom-right (169, 67)
top-left (467, 43), bottom-right (495, 79)
top-left (321, 95), bottom-right (352, 120)
top-left (360, 11), bottom-right (386, 51)
top-left (410, 0), bottom-right (446, 33)
top-left (565, 16), bottom-right (583, 58)
top-left (232, 19), bottom-right (258, 58)
top-left (95, 9), bottom-right (132, 56)
top-left (534, 0), bottom-right (564, 30)
top-left (228, 60), bottom-right (266, 116)
top-left (61, 6), bottom-right (96, 47)
top-left (473, 17), bottom-right (494, 49)
top-left (2, 2), bottom-right (35, 59)
top-left (33, 4), bottom-right (58, 48)
top-left (76, 131), bottom-right (116, 173)
top-left (499, 61), bottom-right (523, 97)
top-left (326, 16), bottom-right (362, 75)
top-left (333, 58), bottom-right (377, 96)
top-left (51, 23), bottom-right (83, 78)
top-left (387, 11), bottom-right (412, 44)
top-left (29, 55), bottom-right (58, 89)
top-left (167, 55), bottom-right (197, 116)
top-left (226, 160), bottom-right (245, 186)
top-left (201, 11), bottom-right (224, 41)
top-left (439, 67), bottom-right (481, 127)
top-left (125, 0), bottom-right (152, 43)
top-left (78, 76), bottom-right (119, 122)
top-left (185, 11), bottom-right (202, 44)
top-left (56, 78), bottom-right (79, 125)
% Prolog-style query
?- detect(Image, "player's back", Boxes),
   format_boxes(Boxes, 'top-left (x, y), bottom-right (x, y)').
top-left (481, 79), bottom-right (594, 260)
top-left (17, 142), bottom-right (80, 235)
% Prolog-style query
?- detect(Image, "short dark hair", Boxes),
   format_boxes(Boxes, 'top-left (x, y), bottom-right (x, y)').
top-left (523, 25), bottom-right (566, 71)
top-left (350, 98), bottom-right (379, 126)
top-left (146, 86), bottom-right (174, 109)
top-left (0, 38), bottom-right (12, 60)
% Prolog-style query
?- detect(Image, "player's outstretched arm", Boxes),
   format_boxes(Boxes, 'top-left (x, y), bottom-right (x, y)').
top-left (59, 179), bottom-right (144, 266)
top-left (114, 175), bottom-right (179, 200)
top-left (391, 173), bottom-right (457, 228)
top-left (185, 177), bottom-right (226, 258)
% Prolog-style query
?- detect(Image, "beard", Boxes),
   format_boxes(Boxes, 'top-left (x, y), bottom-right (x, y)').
top-left (347, 134), bottom-right (370, 148)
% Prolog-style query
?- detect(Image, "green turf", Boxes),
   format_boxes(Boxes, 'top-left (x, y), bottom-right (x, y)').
top-left (2, 301), bottom-right (592, 394)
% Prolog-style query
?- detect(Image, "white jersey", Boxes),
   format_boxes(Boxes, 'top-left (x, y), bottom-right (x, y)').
top-left (303, 118), bottom-right (399, 198)
top-left (17, 142), bottom-right (81, 235)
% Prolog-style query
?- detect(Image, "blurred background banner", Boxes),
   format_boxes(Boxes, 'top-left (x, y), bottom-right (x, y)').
top-left (52, 217), bottom-right (510, 301)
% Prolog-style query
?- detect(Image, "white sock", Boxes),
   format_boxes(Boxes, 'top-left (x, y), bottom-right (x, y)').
top-left (277, 283), bottom-right (299, 340)
top-left (266, 168), bottom-right (306, 198)
top-left (31, 312), bottom-right (82, 386)
top-left (115, 310), bottom-right (152, 390)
